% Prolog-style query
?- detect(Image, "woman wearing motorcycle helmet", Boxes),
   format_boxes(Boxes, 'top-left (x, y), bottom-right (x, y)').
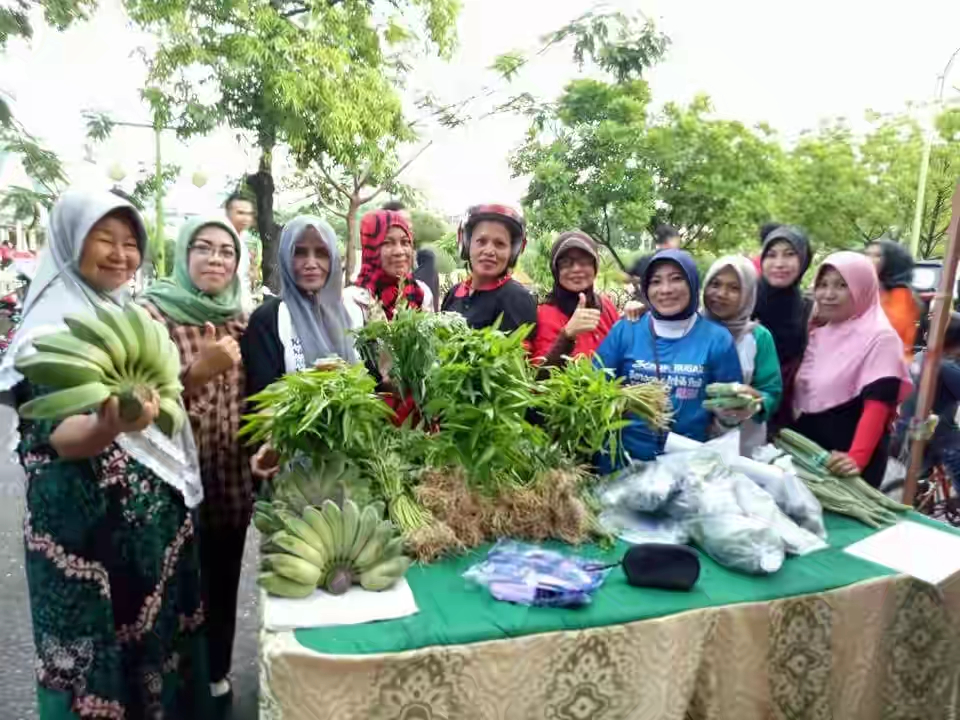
top-left (441, 204), bottom-right (537, 333)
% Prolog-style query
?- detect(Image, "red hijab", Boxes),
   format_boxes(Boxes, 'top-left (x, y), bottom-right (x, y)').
top-left (355, 210), bottom-right (424, 319)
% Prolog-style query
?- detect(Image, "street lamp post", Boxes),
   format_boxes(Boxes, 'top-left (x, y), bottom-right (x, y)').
top-left (910, 46), bottom-right (960, 257)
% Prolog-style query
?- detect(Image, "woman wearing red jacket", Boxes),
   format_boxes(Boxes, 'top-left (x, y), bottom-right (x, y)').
top-left (532, 231), bottom-right (619, 366)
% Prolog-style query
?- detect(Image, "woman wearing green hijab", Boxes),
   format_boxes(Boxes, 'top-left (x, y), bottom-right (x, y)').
top-left (141, 215), bottom-right (253, 706)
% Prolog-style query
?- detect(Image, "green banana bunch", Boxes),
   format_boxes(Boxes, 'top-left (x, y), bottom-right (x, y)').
top-left (255, 498), bottom-right (411, 598)
top-left (16, 304), bottom-right (186, 436)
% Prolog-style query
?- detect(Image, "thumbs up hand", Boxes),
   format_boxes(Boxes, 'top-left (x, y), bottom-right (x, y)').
top-left (198, 321), bottom-right (241, 378)
top-left (563, 292), bottom-right (602, 339)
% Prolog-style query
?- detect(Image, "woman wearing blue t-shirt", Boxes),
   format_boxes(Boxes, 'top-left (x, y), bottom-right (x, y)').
top-left (596, 249), bottom-right (743, 468)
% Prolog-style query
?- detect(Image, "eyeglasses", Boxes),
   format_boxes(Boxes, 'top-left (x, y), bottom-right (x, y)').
top-left (190, 243), bottom-right (237, 261)
top-left (557, 256), bottom-right (594, 270)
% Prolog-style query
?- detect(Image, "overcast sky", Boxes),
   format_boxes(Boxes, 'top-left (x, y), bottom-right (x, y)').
top-left (3, 0), bottom-right (960, 218)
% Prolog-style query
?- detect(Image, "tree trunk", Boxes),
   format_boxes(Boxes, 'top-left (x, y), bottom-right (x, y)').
top-left (344, 195), bottom-right (362, 281)
top-left (246, 143), bottom-right (282, 292)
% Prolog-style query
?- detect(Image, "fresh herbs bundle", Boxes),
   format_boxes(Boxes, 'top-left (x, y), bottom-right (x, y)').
top-left (533, 356), bottom-right (668, 460)
top-left (240, 359), bottom-right (394, 464)
top-left (354, 304), bottom-right (467, 406)
top-left (422, 323), bottom-right (549, 487)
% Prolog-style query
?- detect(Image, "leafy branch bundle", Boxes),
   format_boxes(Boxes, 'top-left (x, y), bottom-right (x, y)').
top-left (241, 359), bottom-right (393, 461)
top-left (534, 356), bottom-right (672, 461)
top-left (354, 305), bottom-right (467, 405)
top-left (421, 323), bottom-right (552, 488)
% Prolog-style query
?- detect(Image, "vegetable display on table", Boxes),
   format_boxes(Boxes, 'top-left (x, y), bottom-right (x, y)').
top-left (16, 304), bottom-right (186, 435)
top-left (242, 307), bottom-right (673, 564)
top-left (774, 429), bottom-right (908, 528)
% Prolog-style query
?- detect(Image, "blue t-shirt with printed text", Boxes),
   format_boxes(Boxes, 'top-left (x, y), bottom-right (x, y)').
top-left (595, 315), bottom-right (743, 468)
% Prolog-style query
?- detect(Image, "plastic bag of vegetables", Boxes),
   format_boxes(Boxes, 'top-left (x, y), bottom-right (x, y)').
top-left (690, 511), bottom-right (785, 575)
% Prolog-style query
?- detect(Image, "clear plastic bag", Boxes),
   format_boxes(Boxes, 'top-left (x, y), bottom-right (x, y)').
top-left (732, 475), bottom-right (827, 556)
top-left (462, 541), bottom-right (611, 608)
top-left (690, 511), bottom-right (785, 575)
top-left (600, 460), bottom-right (685, 514)
top-left (750, 446), bottom-right (827, 539)
top-left (599, 507), bottom-right (691, 545)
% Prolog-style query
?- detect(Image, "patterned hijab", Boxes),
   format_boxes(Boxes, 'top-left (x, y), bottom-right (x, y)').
top-left (142, 216), bottom-right (243, 326)
top-left (279, 216), bottom-right (357, 364)
top-left (354, 209), bottom-right (424, 319)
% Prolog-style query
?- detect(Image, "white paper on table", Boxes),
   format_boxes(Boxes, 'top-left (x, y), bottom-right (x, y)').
top-left (263, 577), bottom-right (418, 632)
top-left (844, 520), bottom-right (960, 586)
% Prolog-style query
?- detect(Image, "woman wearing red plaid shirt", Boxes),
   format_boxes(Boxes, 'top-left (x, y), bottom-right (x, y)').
top-left (141, 215), bottom-right (252, 708)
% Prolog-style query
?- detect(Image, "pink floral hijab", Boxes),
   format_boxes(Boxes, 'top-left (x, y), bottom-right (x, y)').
top-left (795, 251), bottom-right (912, 415)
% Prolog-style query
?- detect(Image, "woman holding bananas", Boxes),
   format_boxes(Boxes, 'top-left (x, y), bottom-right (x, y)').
top-left (141, 216), bottom-right (252, 706)
top-left (0, 191), bottom-right (210, 718)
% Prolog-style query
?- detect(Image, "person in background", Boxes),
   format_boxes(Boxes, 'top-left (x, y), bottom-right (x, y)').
top-left (533, 231), bottom-right (619, 366)
top-left (595, 249), bottom-right (743, 469)
top-left (1, 191), bottom-right (209, 718)
top-left (865, 236), bottom-right (918, 358)
top-left (702, 256), bottom-right (783, 456)
top-left (791, 252), bottom-right (912, 488)
top-left (225, 192), bottom-right (257, 313)
top-left (415, 247), bottom-right (441, 312)
top-left (344, 208), bottom-right (432, 323)
top-left (628, 224), bottom-right (682, 300)
top-left (754, 224), bottom-right (814, 433)
top-left (141, 216), bottom-right (252, 707)
top-left (243, 216), bottom-right (358, 480)
top-left (893, 312), bottom-right (960, 492)
top-left (750, 221), bottom-right (782, 275)
top-left (443, 204), bottom-right (537, 333)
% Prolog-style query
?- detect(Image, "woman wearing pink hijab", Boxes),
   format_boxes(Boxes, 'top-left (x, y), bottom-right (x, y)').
top-left (790, 251), bottom-right (912, 487)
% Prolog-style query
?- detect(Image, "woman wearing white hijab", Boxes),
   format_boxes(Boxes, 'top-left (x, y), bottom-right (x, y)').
top-left (241, 215), bottom-right (358, 478)
top-left (702, 255), bottom-right (783, 455)
top-left (3, 190), bottom-right (210, 718)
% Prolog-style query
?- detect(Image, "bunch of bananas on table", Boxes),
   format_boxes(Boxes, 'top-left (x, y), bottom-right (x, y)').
top-left (256, 498), bottom-right (411, 598)
top-left (16, 304), bottom-right (186, 436)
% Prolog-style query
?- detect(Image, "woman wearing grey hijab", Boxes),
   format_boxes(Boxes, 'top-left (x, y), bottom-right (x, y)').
top-left (6, 190), bottom-right (210, 718)
top-left (241, 216), bottom-right (358, 476)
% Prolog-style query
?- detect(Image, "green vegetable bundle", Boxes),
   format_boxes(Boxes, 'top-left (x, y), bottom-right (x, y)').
top-left (241, 359), bottom-right (394, 464)
top-left (255, 498), bottom-right (410, 596)
top-left (535, 356), bottom-right (671, 461)
top-left (422, 323), bottom-right (550, 487)
top-left (703, 382), bottom-right (757, 412)
top-left (775, 429), bottom-right (909, 528)
top-left (16, 305), bottom-right (185, 436)
top-left (354, 304), bottom-right (467, 406)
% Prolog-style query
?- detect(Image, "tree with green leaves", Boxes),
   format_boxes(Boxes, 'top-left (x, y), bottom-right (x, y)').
top-left (123, 0), bottom-right (458, 287)
top-left (0, 0), bottom-right (97, 224)
top-left (509, 12), bottom-right (668, 270)
top-left (645, 95), bottom-right (786, 254)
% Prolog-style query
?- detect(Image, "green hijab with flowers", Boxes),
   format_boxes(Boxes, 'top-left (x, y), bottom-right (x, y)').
top-left (142, 215), bottom-right (243, 325)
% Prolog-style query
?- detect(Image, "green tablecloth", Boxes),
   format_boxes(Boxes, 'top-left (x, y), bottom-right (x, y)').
top-left (294, 512), bottom-right (917, 656)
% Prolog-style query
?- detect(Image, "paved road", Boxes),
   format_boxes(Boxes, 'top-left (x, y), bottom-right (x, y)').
top-left (0, 407), bottom-right (261, 719)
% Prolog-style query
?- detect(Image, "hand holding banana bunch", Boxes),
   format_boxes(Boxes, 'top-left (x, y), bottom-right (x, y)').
top-left (15, 304), bottom-right (187, 437)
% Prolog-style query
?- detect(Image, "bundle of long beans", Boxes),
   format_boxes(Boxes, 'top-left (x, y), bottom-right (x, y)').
top-left (774, 429), bottom-right (909, 528)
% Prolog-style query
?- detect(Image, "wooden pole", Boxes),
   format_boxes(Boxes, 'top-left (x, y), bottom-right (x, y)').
top-left (904, 182), bottom-right (960, 504)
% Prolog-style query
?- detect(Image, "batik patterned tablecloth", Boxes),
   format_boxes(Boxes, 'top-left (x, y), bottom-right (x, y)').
top-left (259, 514), bottom-right (960, 720)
